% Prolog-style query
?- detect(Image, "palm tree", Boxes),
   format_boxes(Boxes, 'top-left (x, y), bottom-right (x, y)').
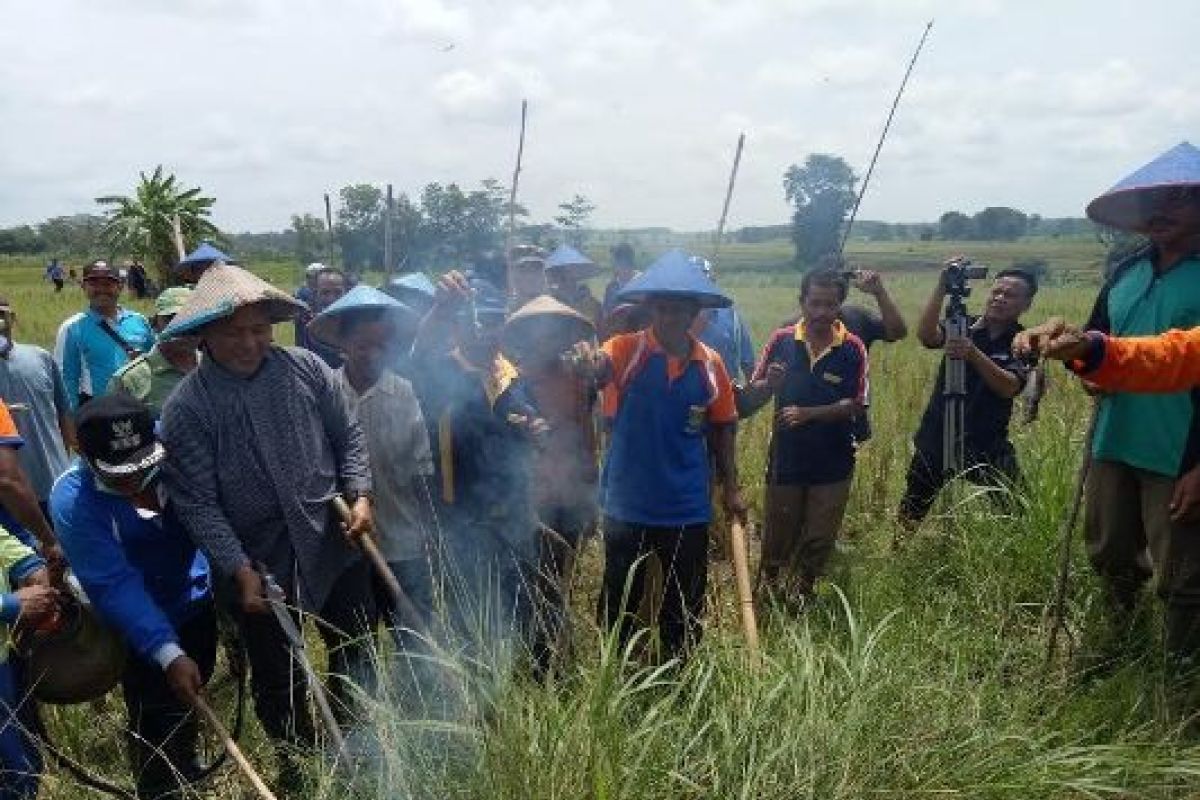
top-left (97, 166), bottom-right (221, 283)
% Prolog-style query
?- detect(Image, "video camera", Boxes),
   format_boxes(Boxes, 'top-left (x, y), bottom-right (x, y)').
top-left (942, 257), bottom-right (988, 300)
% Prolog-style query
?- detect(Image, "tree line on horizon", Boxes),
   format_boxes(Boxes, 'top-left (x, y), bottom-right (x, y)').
top-left (0, 157), bottom-right (1113, 276)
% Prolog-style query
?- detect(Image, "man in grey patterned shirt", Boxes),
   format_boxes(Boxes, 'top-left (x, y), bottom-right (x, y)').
top-left (159, 264), bottom-right (374, 785)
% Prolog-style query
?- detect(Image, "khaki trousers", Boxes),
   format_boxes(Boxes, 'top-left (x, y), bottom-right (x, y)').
top-left (761, 479), bottom-right (852, 585)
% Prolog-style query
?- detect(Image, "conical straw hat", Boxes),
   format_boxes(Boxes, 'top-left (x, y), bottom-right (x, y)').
top-left (503, 294), bottom-right (595, 356)
top-left (160, 262), bottom-right (306, 339)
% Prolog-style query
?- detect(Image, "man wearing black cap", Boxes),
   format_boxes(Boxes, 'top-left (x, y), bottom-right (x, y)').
top-left (60, 260), bottom-right (155, 412)
top-left (50, 393), bottom-right (214, 799)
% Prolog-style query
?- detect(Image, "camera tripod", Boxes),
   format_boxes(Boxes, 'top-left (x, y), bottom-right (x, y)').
top-left (942, 288), bottom-right (971, 477)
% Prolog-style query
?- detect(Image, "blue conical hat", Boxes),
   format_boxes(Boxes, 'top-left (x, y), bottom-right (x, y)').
top-left (1087, 142), bottom-right (1200, 232)
top-left (545, 245), bottom-right (600, 280)
top-left (381, 272), bottom-right (436, 314)
top-left (179, 241), bottom-right (232, 266)
top-left (616, 248), bottom-right (731, 309)
top-left (308, 285), bottom-right (417, 348)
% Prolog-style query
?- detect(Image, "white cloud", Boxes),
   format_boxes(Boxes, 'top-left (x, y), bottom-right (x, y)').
top-left (376, 0), bottom-right (472, 42)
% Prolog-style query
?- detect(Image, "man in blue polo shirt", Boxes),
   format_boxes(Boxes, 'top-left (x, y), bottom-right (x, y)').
top-left (60, 260), bottom-right (155, 412)
top-left (51, 393), bottom-right (214, 799)
top-left (574, 249), bottom-right (746, 660)
top-left (741, 269), bottom-right (867, 605)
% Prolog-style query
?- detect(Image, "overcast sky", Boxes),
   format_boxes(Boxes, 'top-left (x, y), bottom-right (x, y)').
top-left (1, 0), bottom-right (1197, 232)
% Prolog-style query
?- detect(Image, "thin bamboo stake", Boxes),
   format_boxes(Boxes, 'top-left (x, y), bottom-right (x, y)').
top-left (728, 520), bottom-right (761, 661)
top-left (170, 215), bottom-right (186, 262)
top-left (712, 133), bottom-right (745, 264)
top-left (504, 99), bottom-right (528, 297)
top-left (384, 183), bottom-right (395, 278)
top-left (331, 496), bottom-right (430, 639)
top-left (193, 695), bottom-right (279, 800)
top-left (1044, 403), bottom-right (1098, 671)
top-left (324, 193), bottom-right (336, 266)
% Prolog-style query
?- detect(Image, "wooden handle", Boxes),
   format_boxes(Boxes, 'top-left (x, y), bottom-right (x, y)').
top-left (331, 496), bottom-right (430, 638)
top-left (728, 520), bottom-right (761, 660)
top-left (194, 695), bottom-right (279, 800)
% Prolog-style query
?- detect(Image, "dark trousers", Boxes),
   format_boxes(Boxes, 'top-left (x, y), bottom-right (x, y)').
top-left (599, 516), bottom-right (708, 660)
top-left (531, 503), bottom-right (595, 676)
top-left (233, 559), bottom-right (376, 752)
top-left (898, 441), bottom-right (1020, 523)
top-left (121, 605), bottom-right (217, 800)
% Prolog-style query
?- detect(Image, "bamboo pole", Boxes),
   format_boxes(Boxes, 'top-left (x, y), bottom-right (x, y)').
top-left (1044, 403), bottom-right (1098, 671)
top-left (712, 133), bottom-right (745, 264)
top-left (728, 520), bottom-right (761, 661)
top-left (170, 215), bottom-right (186, 262)
top-left (331, 496), bottom-right (431, 639)
top-left (193, 695), bottom-right (279, 800)
top-left (324, 193), bottom-right (336, 266)
top-left (384, 183), bottom-right (395, 279)
top-left (504, 100), bottom-right (528, 297)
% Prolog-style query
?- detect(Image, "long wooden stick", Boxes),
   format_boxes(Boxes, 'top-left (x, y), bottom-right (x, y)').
top-left (712, 133), bottom-right (745, 264)
top-left (504, 99), bottom-right (529, 297)
top-left (839, 20), bottom-right (933, 254)
top-left (331, 497), bottom-right (431, 639)
top-left (324, 193), bottom-right (336, 266)
top-left (193, 695), bottom-right (279, 800)
top-left (170, 214), bottom-right (186, 262)
top-left (728, 520), bottom-right (761, 660)
top-left (384, 183), bottom-right (395, 278)
top-left (1044, 403), bottom-right (1098, 670)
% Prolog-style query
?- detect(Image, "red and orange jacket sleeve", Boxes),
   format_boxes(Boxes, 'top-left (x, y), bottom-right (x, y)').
top-left (1077, 327), bottom-right (1200, 394)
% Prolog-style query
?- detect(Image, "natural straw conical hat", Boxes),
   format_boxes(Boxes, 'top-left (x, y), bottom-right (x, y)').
top-left (160, 262), bottom-right (306, 339)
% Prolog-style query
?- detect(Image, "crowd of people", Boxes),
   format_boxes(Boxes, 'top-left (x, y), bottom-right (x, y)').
top-left (0, 140), bottom-right (1198, 797)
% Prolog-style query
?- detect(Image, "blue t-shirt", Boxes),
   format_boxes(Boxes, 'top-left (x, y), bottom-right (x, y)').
top-left (0, 344), bottom-right (70, 500)
top-left (696, 306), bottom-right (757, 384)
top-left (600, 331), bottom-right (737, 527)
top-left (61, 308), bottom-right (155, 410)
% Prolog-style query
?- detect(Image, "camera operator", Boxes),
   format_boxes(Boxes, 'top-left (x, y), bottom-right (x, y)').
top-left (897, 260), bottom-right (1037, 534)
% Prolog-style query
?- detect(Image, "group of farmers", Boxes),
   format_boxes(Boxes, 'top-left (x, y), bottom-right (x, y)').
top-left (0, 140), bottom-right (1199, 797)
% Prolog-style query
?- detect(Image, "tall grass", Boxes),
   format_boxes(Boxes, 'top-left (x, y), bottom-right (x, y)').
top-left (5, 252), bottom-right (1198, 798)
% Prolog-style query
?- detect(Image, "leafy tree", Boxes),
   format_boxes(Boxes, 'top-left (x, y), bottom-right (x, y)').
top-left (0, 226), bottom-right (44, 255)
top-left (96, 166), bottom-right (220, 282)
top-left (335, 184), bottom-right (384, 270)
top-left (783, 154), bottom-right (857, 265)
top-left (554, 194), bottom-right (596, 247)
top-left (290, 213), bottom-right (329, 265)
top-left (938, 211), bottom-right (973, 240)
top-left (39, 214), bottom-right (106, 258)
top-left (971, 206), bottom-right (1028, 241)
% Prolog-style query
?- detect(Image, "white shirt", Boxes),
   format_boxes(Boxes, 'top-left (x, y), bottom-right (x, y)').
top-left (337, 368), bottom-right (434, 562)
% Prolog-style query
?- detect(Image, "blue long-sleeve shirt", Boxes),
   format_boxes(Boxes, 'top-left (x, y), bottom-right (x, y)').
top-left (50, 463), bottom-right (210, 668)
top-left (60, 308), bottom-right (155, 411)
